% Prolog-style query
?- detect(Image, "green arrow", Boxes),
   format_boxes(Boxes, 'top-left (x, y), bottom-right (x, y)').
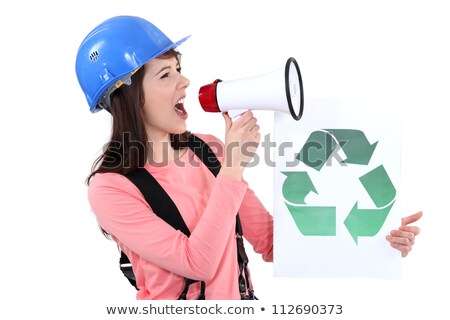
top-left (344, 201), bottom-right (395, 244)
top-left (344, 165), bottom-right (397, 244)
top-left (282, 171), bottom-right (317, 204)
top-left (297, 130), bottom-right (337, 171)
top-left (284, 203), bottom-right (336, 236)
top-left (359, 165), bottom-right (396, 207)
top-left (325, 129), bottom-right (378, 165)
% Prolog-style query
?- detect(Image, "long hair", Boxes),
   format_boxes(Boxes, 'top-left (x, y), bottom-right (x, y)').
top-left (86, 49), bottom-right (191, 185)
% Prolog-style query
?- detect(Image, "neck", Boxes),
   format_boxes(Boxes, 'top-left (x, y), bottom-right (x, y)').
top-left (146, 133), bottom-right (185, 164)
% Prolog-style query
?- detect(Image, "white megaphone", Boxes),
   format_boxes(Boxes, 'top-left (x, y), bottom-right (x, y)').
top-left (198, 57), bottom-right (304, 121)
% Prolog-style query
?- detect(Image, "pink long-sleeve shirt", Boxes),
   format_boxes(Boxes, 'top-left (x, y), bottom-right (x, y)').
top-left (88, 134), bottom-right (273, 300)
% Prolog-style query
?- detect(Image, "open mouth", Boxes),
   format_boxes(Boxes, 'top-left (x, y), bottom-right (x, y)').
top-left (174, 98), bottom-right (187, 118)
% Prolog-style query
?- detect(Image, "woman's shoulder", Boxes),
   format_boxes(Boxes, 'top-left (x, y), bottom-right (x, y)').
top-left (89, 171), bottom-right (131, 188)
top-left (88, 172), bottom-right (142, 202)
top-left (87, 171), bottom-right (150, 215)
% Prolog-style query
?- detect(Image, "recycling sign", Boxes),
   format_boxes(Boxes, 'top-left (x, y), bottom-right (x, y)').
top-left (283, 129), bottom-right (396, 243)
top-left (273, 100), bottom-right (401, 278)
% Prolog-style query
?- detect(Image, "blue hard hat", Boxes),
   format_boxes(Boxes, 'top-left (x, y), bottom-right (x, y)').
top-left (75, 15), bottom-right (190, 113)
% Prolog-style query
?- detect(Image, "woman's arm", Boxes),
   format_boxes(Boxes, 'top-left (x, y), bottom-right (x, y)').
top-left (89, 172), bottom-right (247, 281)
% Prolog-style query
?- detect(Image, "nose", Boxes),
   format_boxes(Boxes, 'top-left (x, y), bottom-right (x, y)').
top-left (178, 73), bottom-right (190, 89)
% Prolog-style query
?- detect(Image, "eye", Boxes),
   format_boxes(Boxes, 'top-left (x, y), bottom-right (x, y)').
top-left (159, 65), bottom-right (181, 79)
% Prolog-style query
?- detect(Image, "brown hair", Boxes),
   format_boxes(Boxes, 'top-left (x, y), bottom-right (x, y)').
top-left (86, 49), bottom-right (191, 185)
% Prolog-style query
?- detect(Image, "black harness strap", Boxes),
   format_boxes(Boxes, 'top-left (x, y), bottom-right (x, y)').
top-left (126, 169), bottom-right (191, 236)
top-left (186, 134), bottom-right (221, 176)
top-left (119, 250), bottom-right (138, 288)
top-left (124, 167), bottom-right (205, 300)
top-left (119, 134), bottom-right (255, 299)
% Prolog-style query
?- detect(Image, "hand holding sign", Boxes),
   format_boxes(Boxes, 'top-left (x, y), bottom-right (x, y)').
top-left (386, 211), bottom-right (423, 257)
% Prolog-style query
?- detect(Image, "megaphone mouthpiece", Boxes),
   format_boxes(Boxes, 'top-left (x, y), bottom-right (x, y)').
top-left (198, 79), bottom-right (222, 113)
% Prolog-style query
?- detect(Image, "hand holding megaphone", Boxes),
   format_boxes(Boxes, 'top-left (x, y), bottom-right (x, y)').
top-left (198, 57), bottom-right (304, 122)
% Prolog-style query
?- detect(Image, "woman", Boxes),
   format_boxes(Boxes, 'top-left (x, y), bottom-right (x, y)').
top-left (75, 15), bottom-right (422, 300)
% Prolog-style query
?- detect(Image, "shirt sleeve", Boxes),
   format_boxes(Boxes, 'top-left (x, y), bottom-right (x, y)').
top-left (88, 172), bottom-right (248, 281)
top-left (238, 187), bottom-right (274, 262)
top-left (196, 133), bottom-right (274, 262)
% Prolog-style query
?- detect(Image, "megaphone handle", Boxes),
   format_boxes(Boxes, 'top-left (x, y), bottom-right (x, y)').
top-left (227, 109), bottom-right (248, 123)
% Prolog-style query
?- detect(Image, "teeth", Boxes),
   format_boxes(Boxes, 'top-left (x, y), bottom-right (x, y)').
top-left (175, 98), bottom-right (186, 114)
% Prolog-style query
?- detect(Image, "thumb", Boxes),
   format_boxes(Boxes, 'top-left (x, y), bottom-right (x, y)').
top-left (401, 211), bottom-right (423, 226)
top-left (222, 112), bottom-right (232, 131)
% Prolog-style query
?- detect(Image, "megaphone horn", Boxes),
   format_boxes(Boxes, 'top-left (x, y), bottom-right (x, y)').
top-left (198, 57), bottom-right (304, 121)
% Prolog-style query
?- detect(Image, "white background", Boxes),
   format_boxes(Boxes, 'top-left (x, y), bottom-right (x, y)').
top-left (0, 0), bottom-right (448, 319)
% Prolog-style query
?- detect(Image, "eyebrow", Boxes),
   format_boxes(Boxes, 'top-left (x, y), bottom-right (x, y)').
top-left (155, 66), bottom-right (171, 76)
top-left (154, 62), bottom-right (181, 76)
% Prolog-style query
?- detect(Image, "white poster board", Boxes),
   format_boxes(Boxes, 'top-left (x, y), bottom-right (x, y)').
top-left (274, 99), bottom-right (401, 278)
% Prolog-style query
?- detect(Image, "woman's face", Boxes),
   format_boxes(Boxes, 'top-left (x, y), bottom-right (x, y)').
top-left (141, 55), bottom-right (190, 140)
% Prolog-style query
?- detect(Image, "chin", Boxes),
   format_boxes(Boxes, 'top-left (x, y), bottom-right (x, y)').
top-left (171, 125), bottom-right (187, 135)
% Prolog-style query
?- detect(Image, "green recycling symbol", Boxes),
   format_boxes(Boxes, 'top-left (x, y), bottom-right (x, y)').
top-left (282, 129), bottom-right (396, 244)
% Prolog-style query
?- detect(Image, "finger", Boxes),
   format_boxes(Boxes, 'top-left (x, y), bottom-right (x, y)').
top-left (386, 234), bottom-right (413, 256)
top-left (255, 132), bottom-right (261, 142)
top-left (250, 124), bottom-right (260, 133)
top-left (234, 111), bottom-right (253, 126)
top-left (386, 234), bottom-right (413, 247)
top-left (399, 225), bottom-right (421, 236)
top-left (389, 230), bottom-right (415, 245)
top-left (402, 211), bottom-right (423, 226)
top-left (389, 242), bottom-right (412, 257)
top-left (242, 115), bottom-right (257, 129)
